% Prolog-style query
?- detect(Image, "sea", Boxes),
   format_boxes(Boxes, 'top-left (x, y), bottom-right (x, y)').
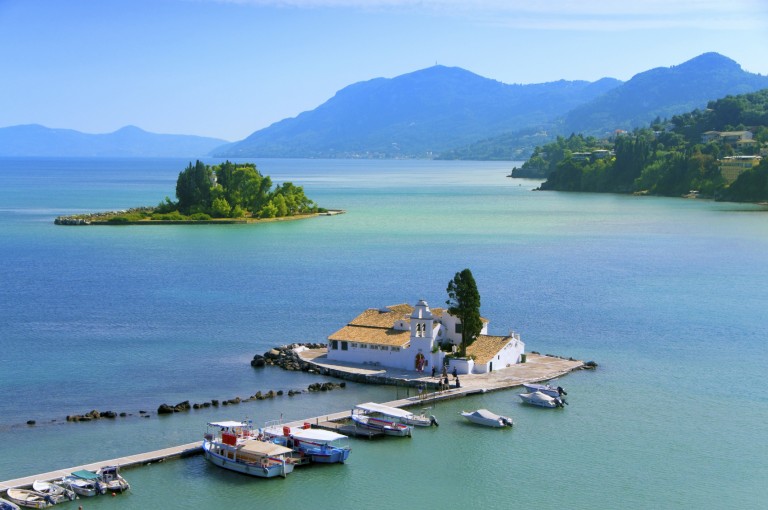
top-left (0, 157), bottom-right (766, 509)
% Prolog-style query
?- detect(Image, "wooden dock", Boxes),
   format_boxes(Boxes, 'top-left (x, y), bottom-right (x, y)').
top-left (1, 354), bottom-right (584, 493)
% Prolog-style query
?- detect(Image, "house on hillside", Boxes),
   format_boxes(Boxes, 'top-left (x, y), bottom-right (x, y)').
top-left (719, 155), bottom-right (762, 184)
top-left (326, 300), bottom-right (525, 375)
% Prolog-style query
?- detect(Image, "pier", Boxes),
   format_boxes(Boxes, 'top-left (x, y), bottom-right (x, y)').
top-left (0, 353), bottom-right (584, 492)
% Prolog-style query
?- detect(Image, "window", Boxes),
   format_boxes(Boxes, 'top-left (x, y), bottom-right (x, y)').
top-left (341, 341), bottom-right (348, 351)
top-left (455, 323), bottom-right (463, 334)
top-left (392, 347), bottom-right (400, 352)
top-left (330, 340), bottom-right (338, 350)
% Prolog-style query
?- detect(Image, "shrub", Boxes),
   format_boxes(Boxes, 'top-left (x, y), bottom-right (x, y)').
top-left (189, 213), bottom-right (211, 221)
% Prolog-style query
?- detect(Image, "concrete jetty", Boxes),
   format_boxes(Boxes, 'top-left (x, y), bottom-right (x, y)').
top-left (0, 353), bottom-right (585, 492)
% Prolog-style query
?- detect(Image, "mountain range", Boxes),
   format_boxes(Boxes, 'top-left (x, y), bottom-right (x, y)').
top-left (2, 53), bottom-right (767, 159)
top-left (0, 125), bottom-right (227, 157)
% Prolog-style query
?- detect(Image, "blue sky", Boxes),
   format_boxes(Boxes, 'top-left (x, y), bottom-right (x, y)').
top-left (1, 0), bottom-right (767, 141)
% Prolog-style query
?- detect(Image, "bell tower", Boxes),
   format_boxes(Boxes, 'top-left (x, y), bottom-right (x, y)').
top-left (410, 299), bottom-right (434, 340)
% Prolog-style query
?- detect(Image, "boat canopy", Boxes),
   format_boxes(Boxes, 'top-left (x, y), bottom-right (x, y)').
top-left (469, 409), bottom-right (502, 420)
top-left (292, 429), bottom-right (348, 442)
top-left (71, 470), bottom-right (100, 480)
top-left (240, 441), bottom-right (293, 457)
top-left (354, 402), bottom-right (413, 419)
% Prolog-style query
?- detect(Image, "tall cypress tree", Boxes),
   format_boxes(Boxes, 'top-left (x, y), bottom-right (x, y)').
top-left (446, 268), bottom-right (482, 358)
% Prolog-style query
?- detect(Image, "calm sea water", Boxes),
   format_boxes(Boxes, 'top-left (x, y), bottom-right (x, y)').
top-left (1, 157), bottom-right (767, 509)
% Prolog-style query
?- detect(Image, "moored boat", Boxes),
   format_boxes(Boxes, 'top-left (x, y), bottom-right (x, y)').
top-left (62, 469), bottom-right (108, 496)
top-left (460, 409), bottom-right (514, 428)
top-left (203, 420), bottom-right (298, 478)
top-left (0, 497), bottom-right (21, 510)
top-left (4, 489), bottom-right (53, 509)
top-left (522, 382), bottom-right (566, 398)
top-left (31, 481), bottom-right (76, 504)
top-left (519, 390), bottom-right (566, 408)
top-left (95, 466), bottom-right (130, 493)
top-left (351, 403), bottom-right (413, 437)
top-left (402, 408), bottom-right (439, 427)
top-left (264, 423), bottom-right (351, 464)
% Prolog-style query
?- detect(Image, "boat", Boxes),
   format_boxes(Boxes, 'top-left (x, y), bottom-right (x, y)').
top-left (94, 466), bottom-right (130, 493)
top-left (402, 407), bottom-right (439, 427)
top-left (30, 481), bottom-right (76, 504)
top-left (264, 422), bottom-right (351, 464)
top-left (351, 403), bottom-right (414, 437)
top-left (60, 470), bottom-right (106, 497)
top-left (4, 489), bottom-right (53, 509)
top-left (460, 409), bottom-right (514, 428)
top-left (519, 390), bottom-right (566, 408)
top-left (0, 497), bottom-right (21, 510)
top-left (522, 382), bottom-right (566, 398)
top-left (203, 420), bottom-right (298, 478)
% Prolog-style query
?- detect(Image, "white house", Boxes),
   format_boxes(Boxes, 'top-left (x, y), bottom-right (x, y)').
top-left (326, 300), bottom-right (525, 375)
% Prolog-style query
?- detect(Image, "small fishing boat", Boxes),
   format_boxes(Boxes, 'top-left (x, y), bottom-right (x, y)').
top-left (351, 403), bottom-right (413, 437)
top-left (31, 481), bottom-right (76, 504)
top-left (264, 423), bottom-right (352, 464)
top-left (95, 466), bottom-right (130, 493)
top-left (519, 390), bottom-right (566, 408)
top-left (203, 420), bottom-right (298, 478)
top-left (60, 472), bottom-right (103, 497)
top-left (4, 489), bottom-right (53, 509)
top-left (523, 382), bottom-right (566, 398)
top-left (460, 409), bottom-right (513, 428)
top-left (402, 408), bottom-right (439, 427)
top-left (0, 497), bottom-right (21, 510)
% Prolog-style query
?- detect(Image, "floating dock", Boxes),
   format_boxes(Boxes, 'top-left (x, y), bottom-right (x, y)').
top-left (1, 353), bottom-right (584, 492)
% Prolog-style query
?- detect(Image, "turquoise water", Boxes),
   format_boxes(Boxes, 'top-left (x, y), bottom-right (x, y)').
top-left (1, 157), bottom-right (767, 509)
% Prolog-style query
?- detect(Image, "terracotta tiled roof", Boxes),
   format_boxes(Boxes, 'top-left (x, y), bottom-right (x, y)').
top-left (328, 325), bottom-right (411, 347)
top-left (466, 335), bottom-right (512, 364)
top-left (348, 304), bottom-right (413, 328)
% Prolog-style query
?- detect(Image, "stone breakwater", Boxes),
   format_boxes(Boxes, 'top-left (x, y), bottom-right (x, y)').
top-left (251, 343), bottom-right (327, 371)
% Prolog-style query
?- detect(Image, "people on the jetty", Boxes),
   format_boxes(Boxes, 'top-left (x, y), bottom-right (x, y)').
top-left (431, 365), bottom-right (436, 378)
top-left (442, 365), bottom-right (447, 378)
top-left (443, 375), bottom-right (449, 390)
top-left (452, 366), bottom-right (458, 378)
top-left (455, 376), bottom-right (461, 389)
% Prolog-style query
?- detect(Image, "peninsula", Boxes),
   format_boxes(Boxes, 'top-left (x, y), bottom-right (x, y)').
top-left (55, 160), bottom-right (333, 225)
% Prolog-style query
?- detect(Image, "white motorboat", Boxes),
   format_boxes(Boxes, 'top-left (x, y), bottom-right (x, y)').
top-left (351, 403), bottom-right (413, 437)
top-left (460, 409), bottom-right (513, 428)
top-left (31, 481), bottom-right (76, 504)
top-left (0, 497), bottom-right (21, 510)
top-left (203, 420), bottom-right (299, 478)
top-left (95, 466), bottom-right (130, 493)
top-left (522, 382), bottom-right (567, 398)
top-left (62, 469), bottom-right (107, 496)
top-left (264, 422), bottom-right (351, 464)
top-left (519, 390), bottom-right (566, 408)
top-left (402, 408), bottom-right (439, 427)
top-left (4, 489), bottom-right (52, 509)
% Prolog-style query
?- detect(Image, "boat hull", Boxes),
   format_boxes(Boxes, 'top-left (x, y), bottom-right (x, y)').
top-left (523, 383), bottom-right (563, 398)
top-left (519, 391), bottom-right (564, 408)
top-left (4, 490), bottom-right (52, 509)
top-left (203, 441), bottom-right (295, 478)
top-left (351, 415), bottom-right (412, 437)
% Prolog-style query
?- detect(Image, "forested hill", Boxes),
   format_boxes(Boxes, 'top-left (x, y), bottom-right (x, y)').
top-left (441, 53), bottom-right (768, 160)
top-left (214, 66), bottom-right (621, 159)
top-left (528, 89), bottom-right (768, 203)
top-left (562, 53), bottom-right (768, 136)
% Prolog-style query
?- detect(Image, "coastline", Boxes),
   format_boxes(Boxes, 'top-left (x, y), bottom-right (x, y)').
top-left (54, 209), bottom-right (345, 225)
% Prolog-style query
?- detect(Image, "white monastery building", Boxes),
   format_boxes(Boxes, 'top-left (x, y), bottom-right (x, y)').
top-left (327, 300), bottom-right (525, 375)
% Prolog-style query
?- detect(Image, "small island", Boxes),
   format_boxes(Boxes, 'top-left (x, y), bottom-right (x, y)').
top-left (55, 160), bottom-right (340, 225)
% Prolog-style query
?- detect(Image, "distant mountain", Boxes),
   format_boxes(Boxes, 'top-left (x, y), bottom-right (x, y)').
top-left (215, 66), bottom-right (622, 158)
top-left (0, 125), bottom-right (229, 157)
top-left (562, 52), bottom-right (768, 136)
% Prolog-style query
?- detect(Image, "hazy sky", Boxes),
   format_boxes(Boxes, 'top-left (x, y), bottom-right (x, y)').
top-left (1, 0), bottom-right (767, 141)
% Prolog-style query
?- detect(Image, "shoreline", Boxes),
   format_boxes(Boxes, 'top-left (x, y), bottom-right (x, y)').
top-left (54, 209), bottom-right (345, 225)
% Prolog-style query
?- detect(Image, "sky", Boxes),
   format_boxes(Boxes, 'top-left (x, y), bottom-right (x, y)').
top-left (1, 0), bottom-right (767, 141)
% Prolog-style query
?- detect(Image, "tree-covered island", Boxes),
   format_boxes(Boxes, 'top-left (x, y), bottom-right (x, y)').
top-left (56, 160), bottom-right (333, 224)
top-left (514, 89), bottom-right (768, 203)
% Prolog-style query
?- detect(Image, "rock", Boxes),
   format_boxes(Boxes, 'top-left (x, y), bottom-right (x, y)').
top-left (251, 356), bottom-right (266, 367)
top-left (119, 412), bottom-right (127, 417)
top-left (157, 404), bottom-right (175, 415)
top-left (101, 411), bottom-right (117, 419)
top-left (583, 360), bottom-right (598, 369)
top-left (211, 400), bottom-right (219, 406)
top-left (173, 401), bottom-right (191, 412)
top-left (26, 420), bottom-right (36, 425)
